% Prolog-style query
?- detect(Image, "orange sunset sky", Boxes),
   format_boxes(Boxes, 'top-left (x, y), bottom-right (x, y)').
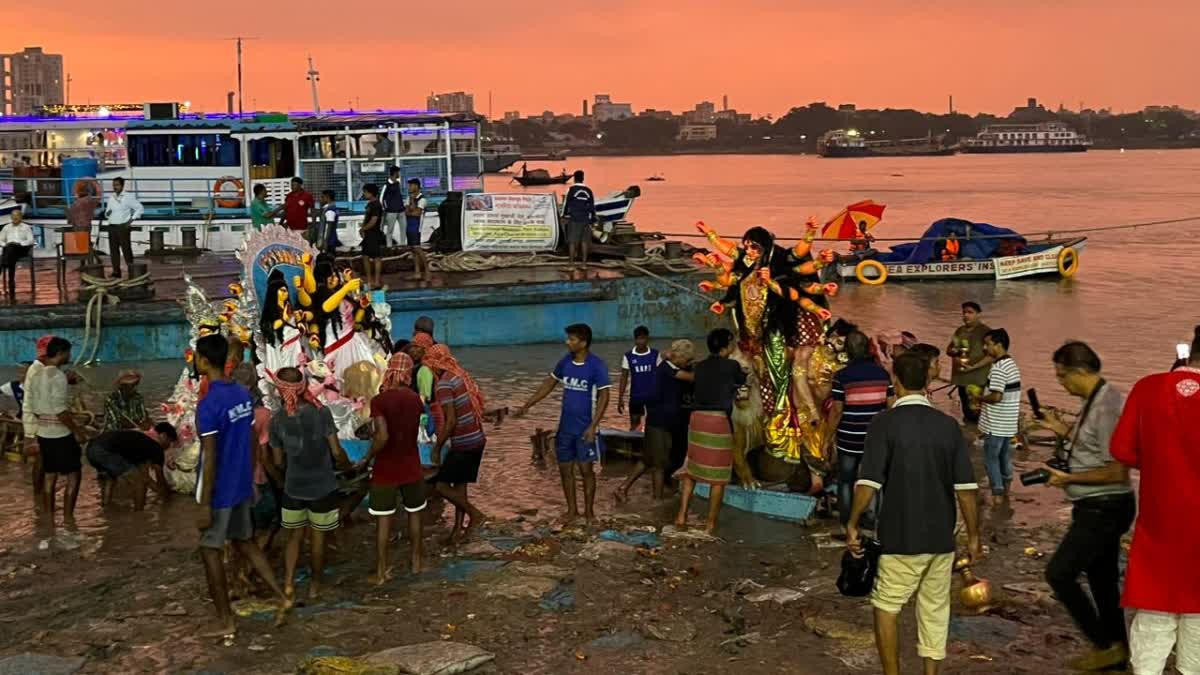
top-left (10, 0), bottom-right (1198, 117)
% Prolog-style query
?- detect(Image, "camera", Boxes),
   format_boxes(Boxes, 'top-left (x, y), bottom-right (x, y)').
top-left (1020, 457), bottom-right (1070, 486)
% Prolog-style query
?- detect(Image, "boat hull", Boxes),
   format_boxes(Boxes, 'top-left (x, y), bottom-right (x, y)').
top-left (838, 239), bottom-right (1087, 282)
top-left (0, 271), bottom-right (720, 363)
top-left (483, 152), bottom-right (522, 173)
top-left (514, 176), bottom-right (572, 186)
top-left (959, 145), bottom-right (1088, 154)
top-left (820, 145), bottom-right (957, 158)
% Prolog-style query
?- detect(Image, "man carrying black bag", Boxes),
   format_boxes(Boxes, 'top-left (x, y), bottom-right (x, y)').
top-left (847, 352), bottom-right (982, 675)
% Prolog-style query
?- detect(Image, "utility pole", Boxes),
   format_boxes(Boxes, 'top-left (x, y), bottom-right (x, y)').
top-left (225, 37), bottom-right (258, 115)
top-left (306, 55), bottom-right (321, 112)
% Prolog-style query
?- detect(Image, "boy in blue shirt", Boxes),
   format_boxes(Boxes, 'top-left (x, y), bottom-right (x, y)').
top-left (618, 325), bottom-right (660, 430)
top-left (194, 334), bottom-right (291, 638)
top-left (515, 323), bottom-right (611, 525)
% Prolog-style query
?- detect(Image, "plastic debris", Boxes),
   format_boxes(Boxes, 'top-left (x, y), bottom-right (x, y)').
top-left (586, 631), bottom-right (645, 651)
top-left (597, 529), bottom-right (661, 548)
top-left (538, 582), bottom-right (576, 611)
top-left (363, 641), bottom-right (495, 675)
top-left (745, 587), bottom-right (807, 604)
top-left (643, 617), bottom-right (697, 643)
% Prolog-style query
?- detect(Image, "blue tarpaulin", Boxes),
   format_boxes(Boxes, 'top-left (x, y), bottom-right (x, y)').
top-left (876, 218), bottom-right (1026, 264)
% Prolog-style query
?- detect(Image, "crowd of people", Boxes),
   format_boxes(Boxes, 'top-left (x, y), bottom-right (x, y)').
top-left (9, 295), bottom-right (1199, 671)
top-left (586, 303), bottom-right (1199, 674)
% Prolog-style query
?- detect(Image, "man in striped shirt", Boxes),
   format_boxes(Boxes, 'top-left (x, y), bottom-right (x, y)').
top-left (976, 328), bottom-right (1021, 511)
top-left (829, 331), bottom-right (894, 530)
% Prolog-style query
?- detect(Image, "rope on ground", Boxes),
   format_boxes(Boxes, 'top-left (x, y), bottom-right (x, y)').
top-left (74, 272), bottom-right (151, 367)
top-left (645, 214), bottom-right (1200, 243)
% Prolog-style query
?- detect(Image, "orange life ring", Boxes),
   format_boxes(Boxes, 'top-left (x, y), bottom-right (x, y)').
top-left (73, 177), bottom-right (101, 199)
top-left (213, 177), bottom-right (245, 208)
top-left (1057, 246), bottom-right (1080, 278)
top-left (855, 259), bottom-right (888, 286)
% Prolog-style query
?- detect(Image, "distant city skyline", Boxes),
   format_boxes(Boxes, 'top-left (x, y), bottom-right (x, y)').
top-left (8, 1), bottom-right (1199, 117)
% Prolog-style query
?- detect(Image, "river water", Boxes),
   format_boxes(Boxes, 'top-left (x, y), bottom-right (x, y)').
top-left (1, 150), bottom-right (1197, 542)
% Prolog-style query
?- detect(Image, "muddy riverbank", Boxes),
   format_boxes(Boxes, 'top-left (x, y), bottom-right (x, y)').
top-left (0, 432), bottom-right (1118, 675)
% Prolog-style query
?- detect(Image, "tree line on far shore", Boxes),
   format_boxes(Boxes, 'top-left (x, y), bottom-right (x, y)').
top-left (487, 102), bottom-right (1200, 153)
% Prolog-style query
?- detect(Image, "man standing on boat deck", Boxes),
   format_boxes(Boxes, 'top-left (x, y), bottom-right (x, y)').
top-left (282, 177), bottom-right (315, 241)
top-left (562, 171), bottom-right (597, 275)
top-left (103, 177), bottom-right (143, 279)
top-left (405, 179), bottom-right (432, 283)
top-left (380, 167), bottom-right (405, 250)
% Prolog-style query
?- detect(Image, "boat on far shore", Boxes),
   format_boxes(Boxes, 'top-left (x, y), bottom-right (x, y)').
top-left (818, 129), bottom-right (958, 158)
top-left (959, 122), bottom-right (1091, 154)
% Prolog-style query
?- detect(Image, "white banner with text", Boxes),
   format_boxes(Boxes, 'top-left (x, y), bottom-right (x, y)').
top-left (461, 193), bottom-right (560, 252)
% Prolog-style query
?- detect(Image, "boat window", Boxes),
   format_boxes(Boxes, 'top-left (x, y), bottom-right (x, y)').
top-left (299, 135), bottom-right (347, 160)
top-left (399, 127), bottom-right (445, 156)
top-left (449, 125), bottom-right (478, 154)
top-left (128, 133), bottom-right (240, 167)
top-left (349, 132), bottom-right (397, 159)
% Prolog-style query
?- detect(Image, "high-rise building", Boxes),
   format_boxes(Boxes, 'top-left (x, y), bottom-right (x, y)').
top-left (2, 47), bottom-right (65, 116)
top-left (593, 94), bottom-right (633, 122)
top-left (684, 101), bottom-right (717, 124)
top-left (722, 95), bottom-right (728, 111)
top-left (426, 91), bottom-right (475, 114)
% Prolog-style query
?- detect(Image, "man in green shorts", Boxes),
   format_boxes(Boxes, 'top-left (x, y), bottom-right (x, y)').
top-left (269, 367), bottom-right (351, 601)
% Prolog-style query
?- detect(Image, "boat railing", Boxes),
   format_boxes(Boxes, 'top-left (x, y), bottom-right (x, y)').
top-left (5, 173), bottom-right (470, 220)
top-left (5, 175), bottom-right (254, 219)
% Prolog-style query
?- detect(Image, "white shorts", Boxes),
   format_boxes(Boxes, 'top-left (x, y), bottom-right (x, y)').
top-left (1130, 610), bottom-right (1200, 675)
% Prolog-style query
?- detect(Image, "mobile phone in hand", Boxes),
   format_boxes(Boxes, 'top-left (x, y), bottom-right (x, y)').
top-left (1027, 388), bottom-right (1044, 420)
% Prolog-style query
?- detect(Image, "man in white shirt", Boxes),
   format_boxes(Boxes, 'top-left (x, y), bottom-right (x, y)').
top-left (975, 328), bottom-right (1021, 518)
top-left (23, 336), bottom-right (84, 523)
top-left (103, 177), bottom-right (144, 279)
top-left (0, 208), bottom-right (35, 302)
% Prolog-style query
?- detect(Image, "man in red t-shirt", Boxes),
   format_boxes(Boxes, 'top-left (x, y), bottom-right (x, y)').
top-left (358, 353), bottom-right (426, 581)
top-left (283, 177), bottom-right (315, 237)
top-left (1110, 331), bottom-right (1200, 673)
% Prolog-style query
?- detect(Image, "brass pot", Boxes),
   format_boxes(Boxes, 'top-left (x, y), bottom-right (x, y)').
top-left (954, 556), bottom-right (996, 612)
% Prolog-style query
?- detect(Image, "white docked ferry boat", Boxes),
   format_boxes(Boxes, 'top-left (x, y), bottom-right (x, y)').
top-left (959, 122), bottom-right (1091, 154)
top-left (0, 107), bottom-right (487, 255)
top-left (0, 107), bottom-right (639, 257)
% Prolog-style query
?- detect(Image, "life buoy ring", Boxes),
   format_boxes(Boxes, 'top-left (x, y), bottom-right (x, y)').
top-left (73, 177), bottom-right (101, 200)
top-left (1057, 246), bottom-right (1080, 278)
top-left (855, 259), bottom-right (888, 286)
top-left (213, 177), bottom-right (245, 208)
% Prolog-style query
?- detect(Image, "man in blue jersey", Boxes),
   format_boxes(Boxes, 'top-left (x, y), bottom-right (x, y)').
top-left (618, 325), bottom-right (660, 430)
top-left (561, 171), bottom-right (597, 274)
top-left (194, 334), bottom-right (291, 638)
top-left (515, 323), bottom-right (611, 525)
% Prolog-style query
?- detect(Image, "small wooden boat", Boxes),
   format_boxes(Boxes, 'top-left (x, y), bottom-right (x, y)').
top-left (512, 165), bottom-right (572, 186)
top-left (837, 218), bottom-right (1087, 284)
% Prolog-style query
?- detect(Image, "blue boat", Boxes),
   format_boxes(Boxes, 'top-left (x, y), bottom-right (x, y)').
top-left (0, 260), bottom-right (717, 363)
top-left (836, 218), bottom-right (1087, 283)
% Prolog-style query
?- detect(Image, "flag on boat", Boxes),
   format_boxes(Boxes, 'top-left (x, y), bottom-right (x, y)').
top-left (822, 199), bottom-right (887, 239)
